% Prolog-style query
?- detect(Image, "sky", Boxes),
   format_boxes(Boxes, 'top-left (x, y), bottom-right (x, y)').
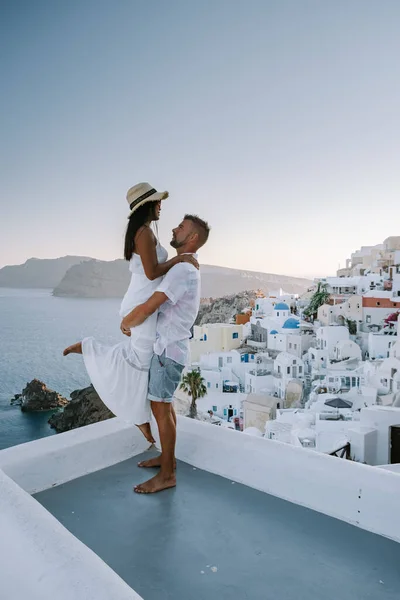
top-left (1, 0), bottom-right (400, 278)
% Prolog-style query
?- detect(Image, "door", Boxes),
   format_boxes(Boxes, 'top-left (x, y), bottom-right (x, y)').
top-left (218, 357), bottom-right (223, 368)
top-left (228, 407), bottom-right (234, 420)
top-left (390, 426), bottom-right (400, 464)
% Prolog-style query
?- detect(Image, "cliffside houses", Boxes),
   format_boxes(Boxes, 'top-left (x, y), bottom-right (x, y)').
top-left (181, 242), bottom-right (400, 467)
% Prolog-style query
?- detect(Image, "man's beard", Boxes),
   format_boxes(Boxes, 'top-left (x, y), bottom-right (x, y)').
top-left (170, 234), bottom-right (187, 249)
top-left (170, 237), bottom-right (182, 249)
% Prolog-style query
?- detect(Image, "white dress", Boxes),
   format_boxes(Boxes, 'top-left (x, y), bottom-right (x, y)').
top-left (81, 243), bottom-right (168, 424)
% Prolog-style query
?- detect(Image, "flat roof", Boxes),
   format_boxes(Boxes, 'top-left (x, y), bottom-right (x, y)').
top-left (35, 452), bottom-right (400, 600)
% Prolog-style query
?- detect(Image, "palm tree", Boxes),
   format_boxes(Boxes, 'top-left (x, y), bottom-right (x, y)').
top-left (303, 282), bottom-right (330, 321)
top-left (179, 369), bottom-right (207, 419)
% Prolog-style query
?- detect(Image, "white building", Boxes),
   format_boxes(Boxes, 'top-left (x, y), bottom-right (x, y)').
top-left (316, 326), bottom-right (350, 360)
top-left (273, 352), bottom-right (305, 401)
top-left (348, 406), bottom-right (400, 465)
top-left (368, 332), bottom-right (397, 360)
top-left (245, 367), bottom-right (274, 395)
top-left (267, 330), bottom-right (302, 357)
top-left (333, 339), bottom-right (362, 363)
top-left (362, 291), bottom-right (400, 327)
top-left (391, 264), bottom-right (400, 299)
top-left (195, 390), bottom-right (246, 421)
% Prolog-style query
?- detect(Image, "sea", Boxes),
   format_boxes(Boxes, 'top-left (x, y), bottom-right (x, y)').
top-left (0, 288), bottom-right (122, 450)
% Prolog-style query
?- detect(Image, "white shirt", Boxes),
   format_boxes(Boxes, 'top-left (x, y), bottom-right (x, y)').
top-left (154, 257), bottom-right (200, 366)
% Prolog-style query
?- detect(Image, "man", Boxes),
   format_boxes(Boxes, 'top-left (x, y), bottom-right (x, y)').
top-left (120, 214), bottom-right (210, 494)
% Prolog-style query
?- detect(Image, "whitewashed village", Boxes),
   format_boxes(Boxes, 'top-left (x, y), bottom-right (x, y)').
top-left (177, 235), bottom-right (400, 468)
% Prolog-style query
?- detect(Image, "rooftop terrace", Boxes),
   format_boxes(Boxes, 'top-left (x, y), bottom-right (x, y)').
top-left (1, 416), bottom-right (400, 599)
top-left (36, 451), bottom-right (400, 600)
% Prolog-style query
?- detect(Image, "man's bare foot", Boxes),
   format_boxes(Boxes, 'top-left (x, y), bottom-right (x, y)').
top-left (138, 455), bottom-right (177, 469)
top-left (63, 342), bottom-right (82, 356)
top-left (134, 472), bottom-right (176, 494)
top-left (136, 423), bottom-right (156, 444)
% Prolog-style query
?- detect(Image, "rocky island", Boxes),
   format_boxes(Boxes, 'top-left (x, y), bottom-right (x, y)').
top-left (11, 379), bottom-right (69, 412)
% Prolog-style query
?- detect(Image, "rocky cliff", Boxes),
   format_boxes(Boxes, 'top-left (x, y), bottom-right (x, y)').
top-left (195, 291), bottom-right (256, 326)
top-left (0, 256), bottom-right (91, 288)
top-left (48, 385), bottom-right (114, 432)
top-left (11, 379), bottom-right (69, 412)
top-left (54, 259), bottom-right (312, 299)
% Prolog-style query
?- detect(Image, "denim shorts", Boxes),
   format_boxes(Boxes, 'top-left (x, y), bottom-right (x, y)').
top-left (148, 352), bottom-right (184, 403)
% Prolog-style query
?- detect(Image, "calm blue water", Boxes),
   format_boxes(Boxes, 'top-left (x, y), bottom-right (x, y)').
top-left (0, 288), bottom-right (122, 450)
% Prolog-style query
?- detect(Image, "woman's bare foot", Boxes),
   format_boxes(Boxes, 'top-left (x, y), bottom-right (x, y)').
top-left (134, 472), bottom-right (176, 494)
top-left (136, 423), bottom-right (156, 444)
top-left (63, 342), bottom-right (82, 356)
top-left (138, 455), bottom-right (177, 469)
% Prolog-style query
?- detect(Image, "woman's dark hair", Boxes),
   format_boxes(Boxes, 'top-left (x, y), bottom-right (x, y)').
top-left (124, 201), bottom-right (158, 261)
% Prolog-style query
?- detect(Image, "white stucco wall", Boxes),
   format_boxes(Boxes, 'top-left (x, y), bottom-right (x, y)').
top-left (175, 416), bottom-right (400, 543)
top-left (0, 469), bottom-right (143, 600)
top-left (363, 306), bottom-right (399, 326)
top-left (0, 417), bottom-right (148, 494)
top-left (359, 406), bottom-right (400, 465)
top-left (368, 333), bottom-right (396, 359)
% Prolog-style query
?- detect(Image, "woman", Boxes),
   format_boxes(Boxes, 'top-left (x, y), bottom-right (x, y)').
top-left (63, 182), bottom-right (198, 443)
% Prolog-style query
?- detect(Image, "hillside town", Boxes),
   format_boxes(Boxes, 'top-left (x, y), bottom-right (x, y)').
top-left (179, 236), bottom-right (400, 468)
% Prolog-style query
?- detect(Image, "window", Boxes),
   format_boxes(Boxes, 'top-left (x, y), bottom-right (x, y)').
top-left (216, 383), bottom-right (219, 389)
top-left (277, 312), bottom-right (280, 317)
top-left (351, 377), bottom-right (356, 387)
top-left (278, 366), bottom-right (281, 374)
top-left (204, 334), bottom-right (207, 341)
top-left (366, 315), bottom-right (371, 323)
top-left (227, 357), bottom-right (232, 364)
top-left (289, 343), bottom-right (292, 349)
top-left (223, 408), bottom-right (228, 416)
top-left (376, 302), bottom-right (381, 307)
top-left (287, 367), bottom-right (290, 374)
top-left (299, 366), bottom-right (302, 374)
top-left (207, 382), bottom-right (211, 389)
top-left (212, 405), bottom-right (217, 412)
top-left (232, 332), bottom-right (239, 339)
top-left (234, 409), bottom-right (237, 416)
top-left (294, 344), bottom-right (297, 350)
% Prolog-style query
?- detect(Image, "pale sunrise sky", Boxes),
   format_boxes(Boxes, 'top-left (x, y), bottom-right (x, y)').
top-left (1, 0), bottom-right (400, 278)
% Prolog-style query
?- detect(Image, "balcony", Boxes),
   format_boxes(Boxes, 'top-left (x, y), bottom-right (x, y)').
top-left (249, 369), bottom-right (272, 377)
top-left (246, 338), bottom-right (267, 349)
top-left (1, 418), bottom-right (400, 599)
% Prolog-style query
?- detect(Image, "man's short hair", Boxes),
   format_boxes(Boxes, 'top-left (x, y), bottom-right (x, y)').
top-left (184, 214), bottom-right (210, 247)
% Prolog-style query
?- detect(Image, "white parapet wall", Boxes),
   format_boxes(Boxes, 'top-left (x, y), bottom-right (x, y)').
top-left (0, 417), bottom-right (148, 493)
top-left (175, 416), bottom-right (400, 543)
top-left (0, 469), bottom-right (143, 600)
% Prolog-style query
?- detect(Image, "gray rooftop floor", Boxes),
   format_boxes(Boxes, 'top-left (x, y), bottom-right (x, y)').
top-left (35, 451), bottom-right (400, 600)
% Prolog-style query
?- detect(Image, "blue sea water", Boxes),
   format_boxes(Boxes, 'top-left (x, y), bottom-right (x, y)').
top-left (0, 288), bottom-right (123, 450)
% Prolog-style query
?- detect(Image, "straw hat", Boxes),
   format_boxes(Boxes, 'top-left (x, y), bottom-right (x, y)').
top-left (126, 182), bottom-right (169, 217)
